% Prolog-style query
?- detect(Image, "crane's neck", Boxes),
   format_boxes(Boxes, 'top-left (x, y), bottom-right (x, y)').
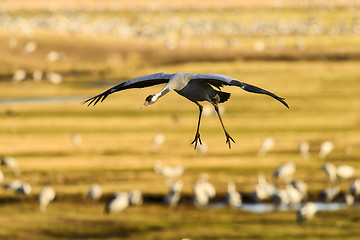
top-left (151, 72), bottom-right (192, 103)
top-left (153, 85), bottom-right (170, 102)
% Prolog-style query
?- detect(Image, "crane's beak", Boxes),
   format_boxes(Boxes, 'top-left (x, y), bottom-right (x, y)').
top-left (140, 101), bottom-right (149, 109)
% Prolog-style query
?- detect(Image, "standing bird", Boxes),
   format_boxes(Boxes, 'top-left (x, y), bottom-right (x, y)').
top-left (105, 192), bottom-right (130, 214)
top-left (319, 185), bottom-right (340, 202)
top-left (84, 72), bottom-right (288, 149)
top-left (258, 137), bottom-right (275, 156)
top-left (71, 133), bottom-right (82, 147)
top-left (225, 181), bottom-right (242, 208)
top-left (15, 182), bottom-right (32, 195)
top-left (154, 160), bottom-right (184, 180)
top-left (273, 162), bottom-right (296, 185)
top-left (297, 202), bottom-right (317, 222)
top-left (251, 172), bottom-right (277, 201)
top-left (299, 141), bottom-right (310, 160)
top-left (164, 180), bottom-right (184, 207)
top-left (336, 165), bottom-right (355, 181)
top-left (0, 170), bottom-right (4, 183)
top-left (105, 190), bottom-right (143, 214)
top-left (151, 133), bottom-right (166, 153)
top-left (349, 179), bottom-right (360, 200)
top-left (322, 162), bottom-right (337, 184)
top-left (87, 183), bottom-right (102, 201)
top-left (38, 187), bottom-right (56, 213)
top-left (193, 174), bottom-right (216, 207)
top-left (319, 141), bottom-right (334, 159)
top-left (1, 156), bottom-right (21, 176)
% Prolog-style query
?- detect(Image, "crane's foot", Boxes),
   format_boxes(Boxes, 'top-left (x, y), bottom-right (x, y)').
top-left (225, 132), bottom-right (235, 149)
top-left (191, 133), bottom-right (202, 149)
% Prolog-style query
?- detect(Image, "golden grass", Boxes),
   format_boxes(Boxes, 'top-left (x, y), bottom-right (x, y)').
top-left (1, 59), bottom-right (360, 240)
top-left (1, 7), bottom-right (360, 238)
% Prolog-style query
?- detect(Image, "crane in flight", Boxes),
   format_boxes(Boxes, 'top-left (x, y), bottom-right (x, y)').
top-left (84, 72), bottom-right (289, 149)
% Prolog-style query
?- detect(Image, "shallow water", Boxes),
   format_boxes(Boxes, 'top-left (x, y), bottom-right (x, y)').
top-left (207, 202), bottom-right (349, 213)
top-left (240, 202), bottom-right (348, 213)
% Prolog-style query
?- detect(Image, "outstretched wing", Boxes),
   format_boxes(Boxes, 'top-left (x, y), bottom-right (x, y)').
top-left (84, 72), bottom-right (173, 106)
top-left (192, 73), bottom-right (289, 108)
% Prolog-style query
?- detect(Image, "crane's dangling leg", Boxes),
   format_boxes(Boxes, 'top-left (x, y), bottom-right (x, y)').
top-left (191, 102), bottom-right (203, 149)
top-left (212, 103), bottom-right (235, 149)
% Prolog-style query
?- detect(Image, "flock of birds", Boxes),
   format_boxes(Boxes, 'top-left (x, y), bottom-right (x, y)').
top-left (1, 135), bottom-right (358, 223)
top-left (7, 37), bottom-right (64, 85)
top-left (2, 6), bottom-right (360, 59)
top-left (4, 7), bottom-right (360, 88)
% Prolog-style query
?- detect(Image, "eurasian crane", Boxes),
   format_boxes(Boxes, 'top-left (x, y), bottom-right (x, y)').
top-left (84, 72), bottom-right (288, 149)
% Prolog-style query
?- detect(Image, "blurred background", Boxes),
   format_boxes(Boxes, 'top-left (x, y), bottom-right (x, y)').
top-left (1, 1), bottom-right (360, 239)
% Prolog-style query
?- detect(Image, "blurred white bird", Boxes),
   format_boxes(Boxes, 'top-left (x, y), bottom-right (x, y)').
top-left (336, 165), bottom-right (355, 180)
top-left (129, 189), bottom-right (143, 206)
top-left (87, 183), bottom-right (102, 201)
top-left (196, 142), bottom-right (208, 156)
top-left (154, 160), bottom-right (184, 180)
top-left (285, 184), bottom-right (304, 204)
top-left (0, 170), bottom-right (4, 183)
top-left (299, 141), bottom-right (310, 159)
top-left (297, 202), bottom-right (317, 222)
top-left (24, 41), bottom-right (37, 53)
top-left (322, 162), bottom-right (337, 184)
top-left (271, 183), bottom-right (304, 205)
top-left (164, 180), bottom-right (183, 207)
top-left (258, 137), bottom-right (275, 156)
top-left (225, 181), bottom-right (242, 208)
top-left (12, 69), bottom-right (26, 83)
top-left (319, 185), bottom-right (340, 202)
top-left (271, 188), bottom-right (290, 204)
top-left (71, 133), bottom-right (82, 147)
top-left (46, 51), bottom-right (61, 62)
top-left (46, 72), bottom-right (63, 84)
top-left (251, 172), bottom-right (276, 201)
top-left (105, 190), bottom-right (143, 214)
top-left (273, 162), bottom-right (296, 184)
top-left (202, 104), bottom-right (225, 117)
top-left (3, 180), bottom-right (23, 191)
top-left (193, 174), bottom-right (216, 207)
top-left (15, 182), bottom-right (32, 195)
top-left (151, 133), bottom-right (166, 153)
top-left (290, 180), bottom-right (308, 198)
top-left (202, 104), bottom-right (214, 117)
top-left (1, 156), bottom-right (21, 176)
top-left (344, 193), bottom-right (355, 206)
top-left (105, 192), bottom-right (130, 214)
top-left (33, 69), bottom-right (43, 83)
top-left (39, 187), bottom-right (56, 213)
top-left (319, 141), bottom-right (333, 159)
top-left (349, 179), bottom-right (360, 199)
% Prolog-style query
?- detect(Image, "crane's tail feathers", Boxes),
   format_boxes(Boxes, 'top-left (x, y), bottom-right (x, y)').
top-left (232, 81), bottom-right (289, 108)
top-left (215, 90), bottom-right (231, 103)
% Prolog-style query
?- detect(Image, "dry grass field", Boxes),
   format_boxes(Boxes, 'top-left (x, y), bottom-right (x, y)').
top-left (1, 3), bottom-right (360, 240)
top-left (1, 60), bottom-right (360, 239)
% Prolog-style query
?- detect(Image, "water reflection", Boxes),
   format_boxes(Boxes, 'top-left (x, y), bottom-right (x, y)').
top-left (240, 202), bottom-right (347, 213)
top-left (206, 202), bottom-right (349, 213)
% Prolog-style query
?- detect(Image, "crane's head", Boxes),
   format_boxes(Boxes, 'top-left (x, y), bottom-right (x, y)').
top-left (140, 94), bottom-right (158, 109)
